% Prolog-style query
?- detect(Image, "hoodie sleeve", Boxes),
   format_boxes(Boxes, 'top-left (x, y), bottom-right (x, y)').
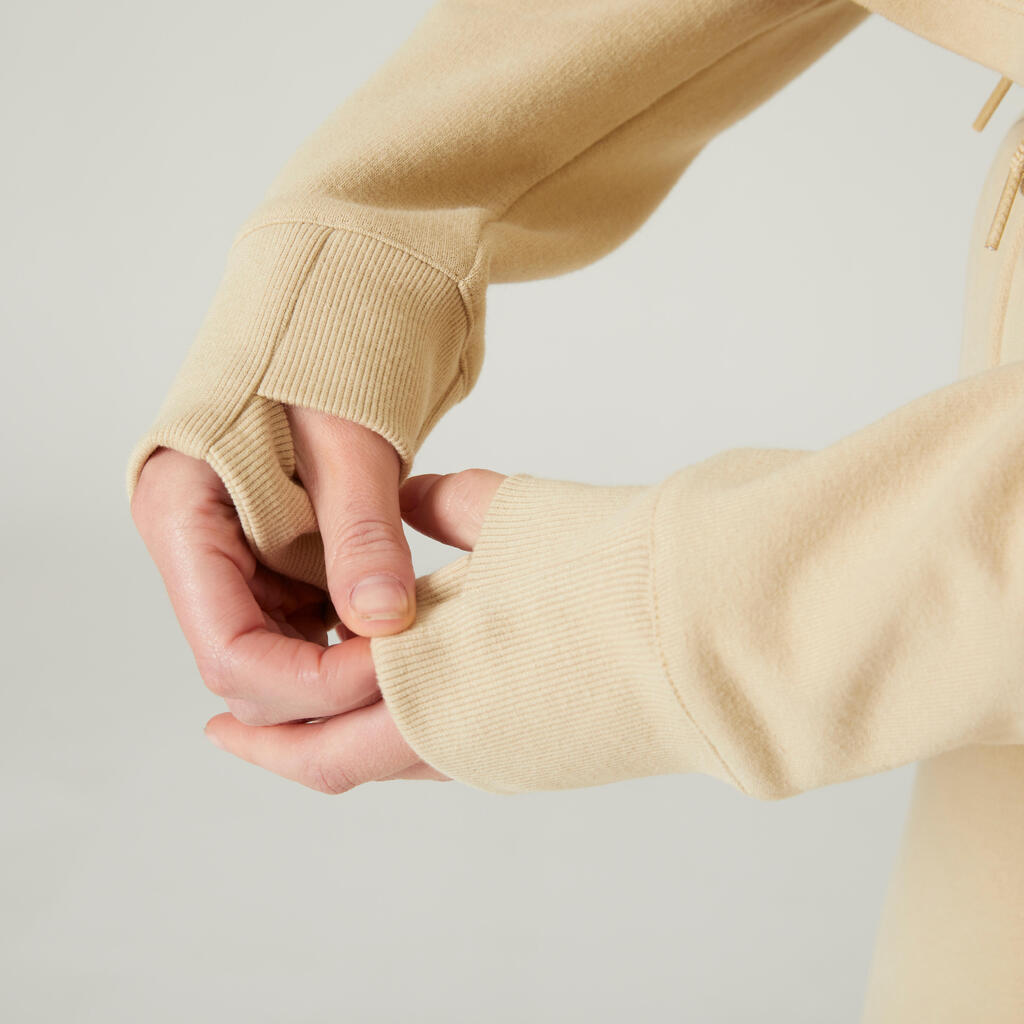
top-left (371, 357), bottom-right (1024, 798)
top-left (124, 0), bottom-right (867, 588)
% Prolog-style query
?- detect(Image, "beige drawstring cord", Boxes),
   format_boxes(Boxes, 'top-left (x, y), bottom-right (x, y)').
top-left (973, 75), bottom-right (1023, 251)
top-left (984, 138), bottom-right (1024, 251)
top-left (973, 75), bottom-right (1012, 132)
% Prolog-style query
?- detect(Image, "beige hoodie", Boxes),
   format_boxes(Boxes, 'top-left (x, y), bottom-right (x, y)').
top-left (125, 1), bottom-right (1024, 1017)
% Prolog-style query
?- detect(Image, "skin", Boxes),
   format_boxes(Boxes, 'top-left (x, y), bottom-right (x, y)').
top-left (130, 405), bottom-right (506, 793)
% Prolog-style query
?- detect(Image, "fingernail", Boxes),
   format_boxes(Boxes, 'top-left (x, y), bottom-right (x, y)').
top-left (204, 728), bottom-right (225, 750)
top-left (350, 574), bottom-right (409, 621)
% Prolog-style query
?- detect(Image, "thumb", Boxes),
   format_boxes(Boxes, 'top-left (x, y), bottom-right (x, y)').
top-left (399, 469), bottom-right (507, 551)
top-left (286, 405), bottom-right (415, 638)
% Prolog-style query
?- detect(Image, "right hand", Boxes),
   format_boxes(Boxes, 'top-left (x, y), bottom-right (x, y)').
top-left (284, 405), bottom-right (417, 638)
top-left (199, 463), bottom-right (508, 793)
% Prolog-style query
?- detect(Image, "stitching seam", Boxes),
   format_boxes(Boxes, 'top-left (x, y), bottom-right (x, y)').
top-left (647, 477), bottom-right (750, 795)
top-left (212, 226), bottom-right (334, 452)
top-left (232, 218), bottom-right (476, 427)
top-left (232, 215), bottom-right (464, 284)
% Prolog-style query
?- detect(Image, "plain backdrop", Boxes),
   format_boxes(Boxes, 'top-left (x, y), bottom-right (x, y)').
top-left (2, 2), bottom-right (1019, 1021)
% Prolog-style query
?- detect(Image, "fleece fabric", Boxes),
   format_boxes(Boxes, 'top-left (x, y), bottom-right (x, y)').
top-left (124, 2), bottom-right (1024, 1018)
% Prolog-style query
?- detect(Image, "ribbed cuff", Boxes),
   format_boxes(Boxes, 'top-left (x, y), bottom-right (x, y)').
top-left (125, 219), bottom-right (472, 589)
top-left (370, 472), bottom-right (733, 795)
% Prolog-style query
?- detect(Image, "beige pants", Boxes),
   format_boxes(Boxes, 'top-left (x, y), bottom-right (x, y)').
top-left (861, 116), bottom-right (1024, 1022)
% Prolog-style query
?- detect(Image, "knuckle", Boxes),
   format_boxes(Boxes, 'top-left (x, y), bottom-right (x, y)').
top-left (444, 470), bottom-right (479, 511)
top-left (304, 755), bottom-right (357, 796)
top-left (130, 485), bottom-right (160, 536)
top-left (326, 516), bottom-right (406, 566)
top-left (224, 699), bottom-right (273, 726)
top-left (195, 650), bottom-right (237, 699)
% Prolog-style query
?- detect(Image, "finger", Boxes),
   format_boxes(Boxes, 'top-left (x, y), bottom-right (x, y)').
top-left (247, 561), bottom-right (331, 622)
top-left (286, 406), bottom-right (416, 638)
top-left (285, 609), bottom-right (330, 646)
top-left (216, 631), bottom-right (379, 725)
top-left (398, 469), bottom-right (507, 550)
top-left (133, 449), bottom-right (378, 724)
top-left (203, 700), bottom-right (418, 794)
top-left (135, 450), bottom-right (326, 631)
top-left (396, 473), bottom-right (443, 517)
top-left (133, 449), bottom-right (264, 651)
top-left (248, 565), bottom-right (336, 646)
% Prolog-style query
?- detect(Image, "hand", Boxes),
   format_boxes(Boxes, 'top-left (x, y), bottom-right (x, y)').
top-left (131, 430), bottom-right (506, 792)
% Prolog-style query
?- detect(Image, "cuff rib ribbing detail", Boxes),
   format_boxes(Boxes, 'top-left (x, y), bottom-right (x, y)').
top-left (125, 219), bottom-right (472, 589)
top-left (370, 472), bottom-right (733, 795)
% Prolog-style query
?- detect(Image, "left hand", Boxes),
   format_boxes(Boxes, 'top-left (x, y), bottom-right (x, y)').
top-left (207, 462), bottom-right (508, 791)
top-left (132, 444), bottom-right (505, 793)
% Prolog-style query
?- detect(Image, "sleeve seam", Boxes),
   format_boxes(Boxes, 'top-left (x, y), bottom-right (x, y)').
top-left (231, 214), bottom-right (465, 285)
top-left (647, 476), bottom-right (750, 795)
top-left (493, 0), bottom-right (842, 224)
top-left (231, 215), bottom-right (479, 437)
